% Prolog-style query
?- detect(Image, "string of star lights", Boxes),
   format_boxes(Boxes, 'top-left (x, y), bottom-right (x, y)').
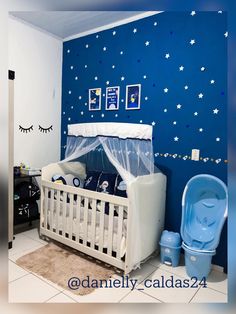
top-left (154, 152), bottom-right (228, 164)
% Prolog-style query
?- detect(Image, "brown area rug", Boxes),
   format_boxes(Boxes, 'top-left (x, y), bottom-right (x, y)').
top-left (16, 242), bottom-right (115, 295)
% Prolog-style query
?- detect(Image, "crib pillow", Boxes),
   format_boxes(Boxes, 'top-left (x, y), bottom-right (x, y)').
top-left (96, 172), bottom-right (117, 195)
top-left (83, 171), bottom-right (102, 191)
top-left (52, 174), bottom-right (84, 188)
top-left (114, 175), bottom-right (127, 198)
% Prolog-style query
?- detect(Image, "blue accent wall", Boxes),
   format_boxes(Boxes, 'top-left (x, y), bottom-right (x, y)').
top-left (61, 12), bottom-right (227, 268)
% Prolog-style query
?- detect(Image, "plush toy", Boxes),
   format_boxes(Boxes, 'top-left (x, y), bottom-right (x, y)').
top-left (52, 174), bottom-right (67, 185)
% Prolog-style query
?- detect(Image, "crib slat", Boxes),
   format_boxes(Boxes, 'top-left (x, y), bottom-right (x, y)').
top-left (50, 189), bottom-right (54, 231)
top-left (68, 193), bottom-right (74, 239)
top-left (55, 190), bottom-right (60, 234)
top-left (107, 204), bottom-right (114, 256)
top-left (90, 199), bottom-right (97, 249)
top-left (117, 206), bottom-right (124, 259)
top-left (62, 191), bottom-right (67, 237)
top-left (99, 201), bottom-right (105, 252)
top-left (76, 195), bottom-right (81, 242)
top-left (44, 187), bottom-right (48, 229)
top-left (83, 197), bottom-right (89, 245)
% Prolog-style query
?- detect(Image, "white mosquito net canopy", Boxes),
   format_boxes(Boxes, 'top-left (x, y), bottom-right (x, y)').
top-left (61, 122), bottom-right (158, 269)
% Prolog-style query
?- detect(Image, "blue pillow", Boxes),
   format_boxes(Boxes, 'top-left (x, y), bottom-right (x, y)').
top-left (96, 173), bottom-right (117, 195)
top-left (83, 171), bottom-right (101, 191)
top-left (114, 175), bottom-right (127, 198)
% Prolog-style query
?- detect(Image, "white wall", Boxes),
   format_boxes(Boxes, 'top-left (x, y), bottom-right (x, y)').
top-left (9, 17), bottom-right (62, 169)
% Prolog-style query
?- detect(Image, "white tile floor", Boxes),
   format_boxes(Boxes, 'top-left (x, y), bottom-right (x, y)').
top-left (8, 228), bottom-right (228, 303)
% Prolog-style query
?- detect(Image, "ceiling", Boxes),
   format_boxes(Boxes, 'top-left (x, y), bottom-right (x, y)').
top-left (9, 11), bottom-right (159, 40)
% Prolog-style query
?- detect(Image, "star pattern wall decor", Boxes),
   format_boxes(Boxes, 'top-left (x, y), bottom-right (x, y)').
top-left (61, 12), bottom-right (227, 267)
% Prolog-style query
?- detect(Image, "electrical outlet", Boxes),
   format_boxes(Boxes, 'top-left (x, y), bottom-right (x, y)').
top-left (191, 149), bottom-right (200, 161)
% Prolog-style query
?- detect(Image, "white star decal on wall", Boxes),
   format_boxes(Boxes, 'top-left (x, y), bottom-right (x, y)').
top-left (194, 112), bottom-right (198, 116)
top-left (165, 53), bottom-right (170, 59)
top-left (177, 104), bottom-right (182, 109)
top-left (199, 128), bottom-right (203, 132)
top-left (200, 67), bottom-right (205, 71)
top-left (179, 65), bottom-right (184, 71)
top-left (71, 106), bottom-right (73, 109)
top-left (64, 131), bottom-right (66, 134)
top-left (85, 65), bottom-right (88, 68)
top-left (80, 111), bottom-right (84, 115)
top-left (143, 75), bottom-right (147, 79)
top-left (115, 114), bottom-right (118, 117)
top-left (213, 108), bottom-right (219, 114)
top-left (78, 96), bottom-right (82, 99)
top-left (216, 137), bottom-right (220, 142)
top-left (190, 39), bottom-right (196, 45)
top-left (140, 120), bottom-right (143, 123)
top-left (91, 114), bottom-right (94, 118)
top-left (106, 81), bottom-right (110, 85)
top-left (67, 49), bottom-right (70, 53)
top-left (224, 31), bottom-right (228, 38)
top-left (112, 65), bottom-right (115, 69)
top-left (113, 31), bottom-right (116, 35)
top-left (164, 88), bottom-right (168, 93)
top-left (151, 121), bottom-right (156, 126)
top-left (103, 47), bottom-right (107, 51)
top-left (145, 41), bottom-right (150, 46)
top-left (120, 51), bottom-right (124, 55)
top-left (96, 35), bottom-right (99, 38)
top-left (68, 117), bottom-right (71, 121)
top-left (218, 11), bottom-right (223, 13)
top-left (174, 137), bottom-right (179, 141)
top-left (70, 65), bottom-right (74, 70)
top-left (145, 96), bottom-right (148, 100)
top-left (101, 113), bottom-right (105, 118)
top-left (94, 76), bottom-right (98, 80)
top-left (184, 85), bottom-right (188, 90)
top-left (85, 44), bottom-right (89, 48)
top-left (164, 109), bottom-right (168, 112)
top-left (121, 76), bottom-right (125, 81)
top-left (102, 93), bottom-right (105, 97)
top-left (173, 121), bottom-right (177, 125)
top-left (85, 102), bottom-right (87, 106)
top-left (191, 11), bottom-right (196, 16)
top-left (63, 111), bottom-right (65, 115)
top-left (121, 99), bottom-right (124, 102)
top-left (68, 90), bottom-right (71, 94)
top-left (210, 80), bottom-right (215, 84)
top-left (133, 28), bottom-right (137, 33)
top-left (154, 22), bottom-right (158, 26)
top-left (75, 76), bottom-right (78, 80)
top-left (198, 93), bottom-right (204, 98)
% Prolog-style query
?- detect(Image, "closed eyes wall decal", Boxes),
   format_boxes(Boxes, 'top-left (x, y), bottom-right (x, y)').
top-left (19, 125), bottom-right (33, 133)
top-left (38, 125), bottom-right (53, 133)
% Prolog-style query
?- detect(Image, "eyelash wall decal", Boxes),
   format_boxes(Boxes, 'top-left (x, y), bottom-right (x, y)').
top-left (19, 125), bottom-right (33, 133)
top-left (39, 125), bottom-right (53, 133)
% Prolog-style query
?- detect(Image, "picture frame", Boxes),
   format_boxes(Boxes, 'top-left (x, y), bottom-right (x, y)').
top-left (105, 86), bottom-right (120, 111)
top-left (126, 84), bottom-right (141, 110)
top-left (88, 88), bottom-right (101, 111)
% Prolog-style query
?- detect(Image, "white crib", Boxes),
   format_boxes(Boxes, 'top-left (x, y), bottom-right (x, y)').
top-left (40, 163), bottom-right (166, 273)
top-left (40, 122), bottom-right (167, 273)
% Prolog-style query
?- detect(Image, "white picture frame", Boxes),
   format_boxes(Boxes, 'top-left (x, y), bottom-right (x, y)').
top-left (105, 86), bottom-right (120, 111)
top-left (88, 88), bottom-right (102, 111)
top-left (126, 84), bottom-right (141, 110)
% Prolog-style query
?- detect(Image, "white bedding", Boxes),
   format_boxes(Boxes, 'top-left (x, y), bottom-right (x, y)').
top-left (43, 199), bottom-right (127, 257)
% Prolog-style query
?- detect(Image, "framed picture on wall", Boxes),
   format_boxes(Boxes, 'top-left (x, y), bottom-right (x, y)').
top-left (88, 88), bottom-right (101, 111)
top-left (126, 84), bottom-right (141, 110)
top-left (105, 86), bottom-right (120, 110)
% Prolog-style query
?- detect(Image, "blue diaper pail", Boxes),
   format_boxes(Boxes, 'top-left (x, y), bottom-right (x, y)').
top-left (159, 230), bottom-right (181, 267)
top-left (182, 242), bottom-right (215, 280)
top-left (181, 174), bottom-right (228, 279)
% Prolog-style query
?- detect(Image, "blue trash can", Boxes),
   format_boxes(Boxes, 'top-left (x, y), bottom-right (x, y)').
top-left (182, 242), bottom-right (215, 280)
top-left (159, 230), bottom-right (181, 267)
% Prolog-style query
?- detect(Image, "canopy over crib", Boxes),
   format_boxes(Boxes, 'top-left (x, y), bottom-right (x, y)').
top-left (60, 122), bottom-right (161, 270)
